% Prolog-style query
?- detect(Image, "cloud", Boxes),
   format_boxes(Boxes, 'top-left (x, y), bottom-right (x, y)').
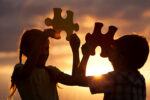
top-left (142, 9), bottom-right (150, 18)
top-left (1, 0), bottom-right (150, 52)
top-left (0, 52), bottom-right (18, 59)
top-left (1, 1), bottom-right (150, 99)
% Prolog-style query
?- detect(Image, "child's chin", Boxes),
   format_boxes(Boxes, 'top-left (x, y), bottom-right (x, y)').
top-left (39, 57), bottom-right (48, 64)
top-left (108, 57), bottom-right (112, 62)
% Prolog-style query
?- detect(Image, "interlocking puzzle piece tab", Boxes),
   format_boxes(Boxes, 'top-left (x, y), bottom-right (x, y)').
top-left (45, 8), bottom-right (79, 41)
top-left (86, 22), bottom-right (117, 57)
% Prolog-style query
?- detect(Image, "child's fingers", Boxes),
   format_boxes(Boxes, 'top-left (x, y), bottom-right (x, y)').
top-left (70, 34), bottom-right (80, 50)
top-left (81, 43), bottom-right (91, 55)
top-left (70, 34), bottom-right (80, 43)
top-left (44, 28), bottom-right (60, 39)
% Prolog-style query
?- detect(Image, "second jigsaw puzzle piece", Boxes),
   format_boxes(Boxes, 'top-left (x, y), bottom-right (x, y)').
top-left (86, 22), bottom-right (117, 57)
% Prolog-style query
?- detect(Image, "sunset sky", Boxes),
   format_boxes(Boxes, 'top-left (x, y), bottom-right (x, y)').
top-left (0, 0), bottom-right (150, 100)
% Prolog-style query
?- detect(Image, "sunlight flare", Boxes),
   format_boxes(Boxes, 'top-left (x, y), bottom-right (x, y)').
top-left (86, 47), bottom-right (113, 76)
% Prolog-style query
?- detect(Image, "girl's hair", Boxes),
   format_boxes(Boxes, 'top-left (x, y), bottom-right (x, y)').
top-left (9, 29), bottom-right (44, 98)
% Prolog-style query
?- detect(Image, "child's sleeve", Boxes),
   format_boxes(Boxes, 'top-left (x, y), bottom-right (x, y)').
top-left (12, 64), bottom-right (23, 75)
top-left (11, 64), bottom-right (24, 82)
top-left (46, 66), bottom-right (77, 85)
top-left (87, 72), bottom-right (114, 94)
top-left (46, 66), bottom-right (61, 80)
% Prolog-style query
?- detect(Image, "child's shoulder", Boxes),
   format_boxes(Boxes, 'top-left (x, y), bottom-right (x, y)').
top-left (15, 63), bottom-right (23, 67)
top-left (45, 65), bottom-right (62, 75)
top-left (14, 63), bottom-right (24, 70)
top-left (109, 70), bottom-right (145, 85)
top-left (12, 63), bottom-right (24, 76)
top-left (45, 65), bottom-right (64, 81)
top-left (46, 65), bottom-right (59, 70)
top-left (103, 71), bottom-right (118, 78)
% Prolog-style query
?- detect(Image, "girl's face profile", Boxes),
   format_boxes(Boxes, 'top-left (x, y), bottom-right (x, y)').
top-left (38, 39), bottom-right (50, 65)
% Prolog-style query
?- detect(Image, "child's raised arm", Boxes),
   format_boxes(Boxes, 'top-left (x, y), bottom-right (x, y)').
top-left (78, 43), bottom-right (90, 76)
top-left (69, 34), bottom-right (80, 76)
top-left (73, 43), bottom-right (91, 86)
top-left (46, 34), bottom-right (91, 86)
top-left (46, 35), bottom-right (90, 86)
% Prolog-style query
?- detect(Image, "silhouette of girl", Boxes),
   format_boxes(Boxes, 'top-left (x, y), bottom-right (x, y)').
top-left (9, 28), bottom-right (80, 100)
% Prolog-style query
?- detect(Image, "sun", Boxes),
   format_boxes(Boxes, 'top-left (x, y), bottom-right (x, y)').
top-left (85, 48), bottom-right (113, 76)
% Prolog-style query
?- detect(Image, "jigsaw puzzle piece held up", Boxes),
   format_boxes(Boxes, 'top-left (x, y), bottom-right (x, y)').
top-left (45, 8), bottom-right (79, 41)
top-left (85, 22), bottom-right (117, 57)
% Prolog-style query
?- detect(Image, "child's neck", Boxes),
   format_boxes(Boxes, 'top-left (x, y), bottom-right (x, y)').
top-left (36, 64), bottom-right (45, 68)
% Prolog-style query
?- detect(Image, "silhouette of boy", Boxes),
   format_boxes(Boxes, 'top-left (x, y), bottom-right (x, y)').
top-left (77, 35), bottom-right (149, 100)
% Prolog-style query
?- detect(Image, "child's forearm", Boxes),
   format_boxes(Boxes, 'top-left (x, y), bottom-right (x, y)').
top-left (70, 54), bottom-right (90, 86)
top-left (78, 54), bottom-right (90, 77)
top-left (71, 54), bottom-right (90, 86)
top-left (72, 50), bottom-right (80, 76)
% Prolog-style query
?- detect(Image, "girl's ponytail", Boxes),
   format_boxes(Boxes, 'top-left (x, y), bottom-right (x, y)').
top-left (19, 48), bottom-right (22, 64)
top-left (8, 36), bottom-right (23, 99)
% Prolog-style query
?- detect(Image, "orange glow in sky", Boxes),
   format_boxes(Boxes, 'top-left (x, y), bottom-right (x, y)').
top-left (86, 65), bottom-right (113, 76)
top-left (85, 47), bottom-right (113, 76)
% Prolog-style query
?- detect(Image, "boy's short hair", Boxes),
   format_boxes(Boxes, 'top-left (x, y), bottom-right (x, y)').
top-left (114, 35), bottom-right (149, 69)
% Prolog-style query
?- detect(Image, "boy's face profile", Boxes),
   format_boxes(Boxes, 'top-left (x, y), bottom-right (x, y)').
top-left (108, 35), bottom-right (149, 71)
top-left (108, 44), bottom-right (121, 71)
top-left (108, 43), bottom-right (130, 71)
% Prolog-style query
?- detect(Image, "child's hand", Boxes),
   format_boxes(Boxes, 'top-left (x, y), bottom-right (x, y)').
top-left (81, 43), bottom-right (91, 57)
top-left (69, 34), bottom-right (80, 52)
top-left (44, 28), bottom-right (60, 39)
top-left (32, 29), bottom-right (56, 53)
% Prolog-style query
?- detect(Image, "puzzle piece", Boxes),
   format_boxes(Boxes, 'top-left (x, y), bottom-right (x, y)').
top-left (85, 22), bottom-right (117, 57)
top-left (45, 8), bottom-right (79, 41)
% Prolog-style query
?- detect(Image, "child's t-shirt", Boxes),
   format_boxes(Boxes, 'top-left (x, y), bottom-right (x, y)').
top-left (87, 71), bottom-right (146, 100)
top-left (12, 64), bottom-right (64, 100)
